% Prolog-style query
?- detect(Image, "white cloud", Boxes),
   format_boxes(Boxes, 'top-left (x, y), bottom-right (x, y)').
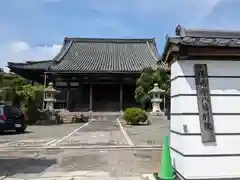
top-left (9, 42), bottom-right (30, 52)
top-left (201, 0), bottom-right (240, 29)
top-left (0, 41), bottom-right (61, 72)
top-left (130, 0), bottom-right (221, 25)
top-left (88, 0), bottom-right (221, 28)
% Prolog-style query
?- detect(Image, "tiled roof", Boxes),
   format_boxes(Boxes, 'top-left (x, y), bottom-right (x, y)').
top-left (8, 60), bottom-right (54, 71)
top-left (168, 25), bottom-right (240, 47)
top-left (176, 26), bottom-right (240, 38)
top-left (161, 25), bottom-right (240, 63)
top-left (8, 38), bottom-right (161, 73)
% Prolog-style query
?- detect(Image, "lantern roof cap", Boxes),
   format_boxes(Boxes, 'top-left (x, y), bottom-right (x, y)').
top-left (149, 83), bottom-right (165, 93)
top-left (44, 82), bottom-right (60, 93)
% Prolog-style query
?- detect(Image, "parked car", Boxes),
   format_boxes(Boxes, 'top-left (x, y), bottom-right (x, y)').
top-left (0, 105), bottom-right (27, 133)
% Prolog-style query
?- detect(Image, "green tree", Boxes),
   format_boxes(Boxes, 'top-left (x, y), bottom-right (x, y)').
top-left (6, 74), bottom-right (44, 124)
top-left (2, 74), bottom-right (27, 104)
top-left (18, 84), bottom-right (44, 124)
top-left (16, 83), bottom-right (44, 108)
top-left (0, 72), bottom-right (44, 113)
top-left (135, 67), bottom-right (170, 109)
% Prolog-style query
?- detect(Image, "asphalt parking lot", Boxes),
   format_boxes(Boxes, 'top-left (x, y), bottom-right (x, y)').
top-left (0, 123), bottom-right (82, 147)
top-left (0, 116), bottom-right (167, 179)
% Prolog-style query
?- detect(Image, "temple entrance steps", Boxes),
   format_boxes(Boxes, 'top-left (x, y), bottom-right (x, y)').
top-left (57, 110), bottom-right (74, 123)
top-left (57, 110), bottom-right (123, 124)
top-left (57, 110), bottom-right (169, 124)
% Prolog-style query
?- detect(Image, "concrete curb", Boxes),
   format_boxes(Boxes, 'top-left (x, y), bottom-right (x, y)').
top-left (141, 173), bottom-right (157, 180)
top-left (1, 171), bottom-right (143, 179)
top-left (0, 145), bottom-right (163, 151)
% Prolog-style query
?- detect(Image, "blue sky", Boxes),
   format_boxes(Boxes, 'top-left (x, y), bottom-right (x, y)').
top-left (0, 0), bottom-right (239, 71)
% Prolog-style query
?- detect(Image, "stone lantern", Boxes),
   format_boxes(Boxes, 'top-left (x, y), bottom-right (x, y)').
top-left (149, 83), bottom-right (165, 115)
top-left (44, 82), bottom-right (59, 111)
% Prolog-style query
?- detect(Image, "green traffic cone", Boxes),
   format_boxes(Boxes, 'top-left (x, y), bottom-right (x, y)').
top-left (158, 136), bottom-right (176, 180)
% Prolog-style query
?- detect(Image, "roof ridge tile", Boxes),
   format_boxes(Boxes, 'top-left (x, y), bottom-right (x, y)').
top-left (64, 37), bottom-right (155, 43)
top-left (176, 25), bottom-right (240, 39)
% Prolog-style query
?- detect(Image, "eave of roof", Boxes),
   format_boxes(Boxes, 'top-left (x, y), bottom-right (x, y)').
top-left (162, 25), bottom-right (240, 66)
top-left (8, 60), bottom-right (54, 71)
top-left (161, 36), bottom-right (181, 65)
top-left (178, 26), bottom-right (240, 47)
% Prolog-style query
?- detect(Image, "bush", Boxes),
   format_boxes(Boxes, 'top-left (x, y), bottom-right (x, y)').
top-left (124, 107), bottom-right (148, 125)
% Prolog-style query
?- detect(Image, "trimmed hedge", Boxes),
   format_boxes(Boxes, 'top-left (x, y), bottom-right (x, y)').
top-left (124, 107), bottom-right (148, 125)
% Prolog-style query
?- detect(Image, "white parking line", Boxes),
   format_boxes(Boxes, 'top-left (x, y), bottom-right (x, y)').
top-left (4, 140), bottom-right (20, 146)
top-left (117, 117), bottom-right (134, 146)
top-left (45, 139), bottom-right (57, 146)
top-left (49, 118), bottom-right (94, 147)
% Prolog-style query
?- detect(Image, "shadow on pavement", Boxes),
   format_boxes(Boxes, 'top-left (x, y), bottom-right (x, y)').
top-left (0, 157), bottom-right (56, 177)
top-left (0, 131), bottom-right (32, 136)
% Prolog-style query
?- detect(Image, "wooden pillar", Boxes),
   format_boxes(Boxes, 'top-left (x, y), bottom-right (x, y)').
top-left (42, 72), bottom-right (47, 110)
top-left (120, 84), bottom-right (123, 113)
top-left (66, 86), bottom-right (70, 110)
top-left (89, 83), bottom-right (93, 112)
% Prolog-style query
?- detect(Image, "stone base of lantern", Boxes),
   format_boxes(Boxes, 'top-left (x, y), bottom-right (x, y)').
top-left (150, 111), bottom-right (165, 116)
top-left (150, 100), bottom-right (164, 116)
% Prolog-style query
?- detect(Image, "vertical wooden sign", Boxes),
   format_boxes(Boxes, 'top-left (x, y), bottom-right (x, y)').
top-left (194, 64), bottom-right (216, 143)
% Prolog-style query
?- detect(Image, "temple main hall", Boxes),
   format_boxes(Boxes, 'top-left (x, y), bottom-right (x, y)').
top-left (8, 37), bottom-right (164, 112)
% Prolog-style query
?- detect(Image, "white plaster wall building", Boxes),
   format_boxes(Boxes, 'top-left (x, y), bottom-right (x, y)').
top-left (162, 26), bottom-right (240, 179)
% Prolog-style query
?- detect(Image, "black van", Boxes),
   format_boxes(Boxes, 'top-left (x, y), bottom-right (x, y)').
top-left (0, 105), bottom-right (27, 133)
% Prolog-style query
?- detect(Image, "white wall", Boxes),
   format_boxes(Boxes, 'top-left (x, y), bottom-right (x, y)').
top-left (171, 150), bottom-right (240, 179)
top-left (171, 77), bottom-right (240, 96)
top-left (171, 60), bottom-right (240, 77)
top-left (172, 96), bottom-right (240, 113)
top-left (171, 60), bottom-right (240, 179)
top-left (171, 115), bottom-right (240, 134)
